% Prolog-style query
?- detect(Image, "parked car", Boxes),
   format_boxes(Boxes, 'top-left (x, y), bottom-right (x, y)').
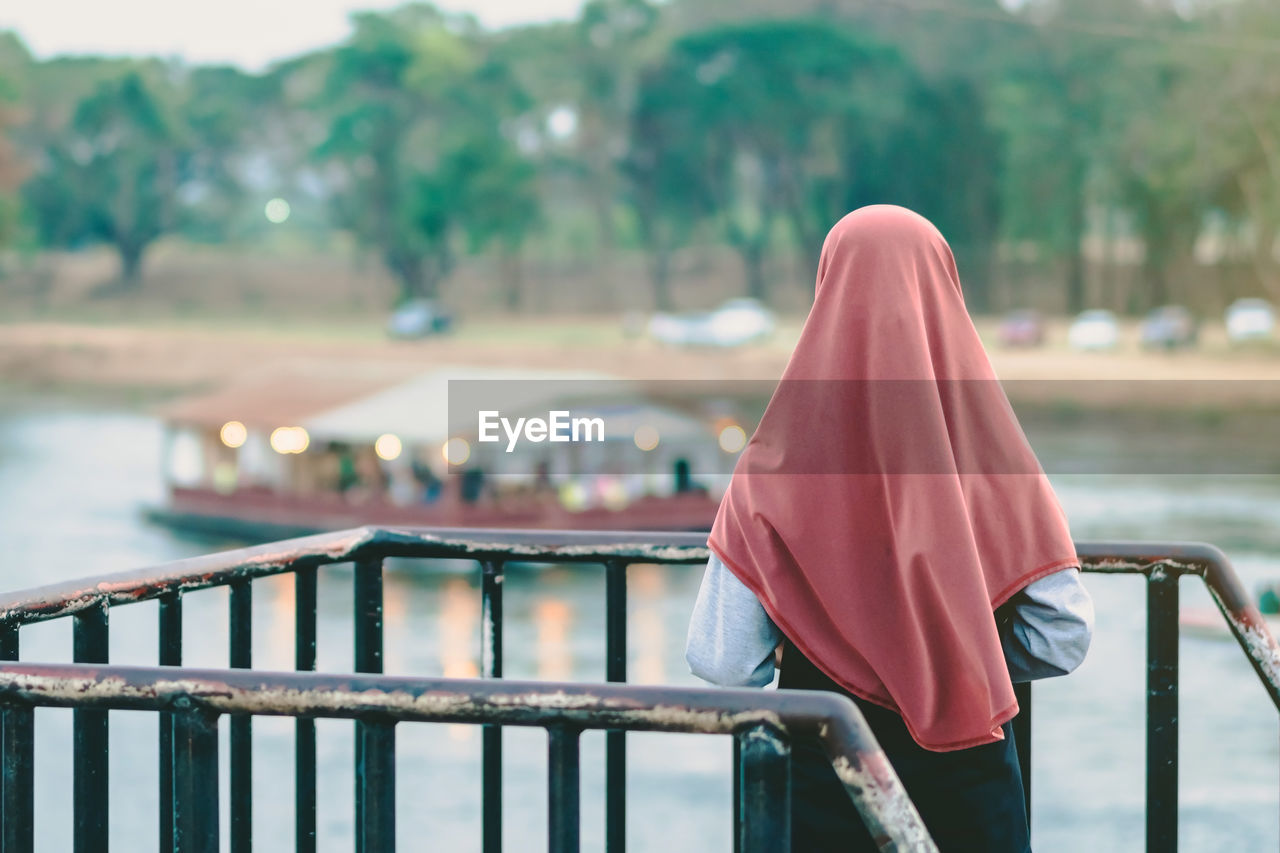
top-left (387, 299), bottom-right (454, 339)
top-left (997, 309), bottom-right (1045, 348)
top-left (1067, 309), bottom-right (1120, 351)
top-left (1140, 305), bottom-right (1198, 350)
top-left (1225, 298), bottom-right (1276, 343)
top-left (648, 298), bottom-right (776, 347)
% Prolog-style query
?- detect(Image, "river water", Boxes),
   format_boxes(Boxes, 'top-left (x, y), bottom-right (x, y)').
top-left (1, 399), bottom-right (1278, 851)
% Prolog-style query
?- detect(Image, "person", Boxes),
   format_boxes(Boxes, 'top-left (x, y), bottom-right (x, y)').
top-left (684, 205), bottom-right (1093, 852)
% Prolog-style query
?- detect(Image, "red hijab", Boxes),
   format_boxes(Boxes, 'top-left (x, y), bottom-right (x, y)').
top-left (708, 205), bottom-right (1077, 752)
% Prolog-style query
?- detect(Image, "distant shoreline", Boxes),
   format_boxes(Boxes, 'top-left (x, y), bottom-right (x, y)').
top-left (1, 318), bottom-right (1277, 412)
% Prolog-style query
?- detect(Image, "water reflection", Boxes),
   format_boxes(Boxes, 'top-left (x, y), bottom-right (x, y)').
top-left (534, 597), bottom-right (574, 681)
top-left (264, 571), bottom-right (295, 671)
top-left (631, 563), bottom-right (668, 684)
top-left (440, 576), bottom-right (480, 679)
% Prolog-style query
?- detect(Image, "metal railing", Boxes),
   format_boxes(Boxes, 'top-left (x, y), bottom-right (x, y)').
top-left (0, 528), bottom-right (1276, 852)
top-left (0, 663), bottom-right (933, 852)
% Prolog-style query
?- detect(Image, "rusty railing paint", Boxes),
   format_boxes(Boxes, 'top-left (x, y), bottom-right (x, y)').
top-left (0, 662), bottom-right (937, 853)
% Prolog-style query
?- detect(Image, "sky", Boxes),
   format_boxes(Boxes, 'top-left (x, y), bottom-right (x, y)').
top-left (0, 0), bottom-right (584, 70)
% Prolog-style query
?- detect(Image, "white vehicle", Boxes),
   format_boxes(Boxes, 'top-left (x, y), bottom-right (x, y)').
top-left (648, 298), bottom-right (776, 348)
top-left (1067, 309), bottom-right (1120, 351)
top-left (1224, 298), bottom-right (1276, 343)
top-left (387, 299), bottom-right (453, 339)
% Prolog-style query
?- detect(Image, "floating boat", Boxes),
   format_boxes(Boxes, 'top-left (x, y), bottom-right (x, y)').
top-left (145, 366), bottom-right (739, 542)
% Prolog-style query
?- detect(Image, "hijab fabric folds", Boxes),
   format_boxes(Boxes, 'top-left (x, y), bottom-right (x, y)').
top-left (708, 205), bottom-right (1078, 752)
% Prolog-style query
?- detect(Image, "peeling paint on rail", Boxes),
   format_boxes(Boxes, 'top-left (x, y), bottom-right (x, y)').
top-left (0, 663), bottom-right (934, 851)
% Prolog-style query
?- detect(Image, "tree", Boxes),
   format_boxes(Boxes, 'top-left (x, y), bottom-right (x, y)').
top-left (865, 78), bottom-right (1003, 311)
top-left (1184, 1), bottom-right (1280, 303)
top-left (23, 71), bottom-right (187, 287)
top-left (568, 0), bottom-right (661, 255)
top-left (632, 21), bottom-right (919, 304)
top-left (313, 6), bottom-right (540, 303)
top-left (621, 61), bottom-right (715, 310)
top-left (179, 65), bottom-right (281, 243)
top-left (0, 34), bottom-right (30, 252)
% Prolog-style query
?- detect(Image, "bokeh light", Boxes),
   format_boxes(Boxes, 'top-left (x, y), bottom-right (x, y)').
top-left (633, 425), bottom-right (660, 452)
top-left (718, 424), bottom-right (747, 453)
top-left (442, 437), bottom-right (471, 466)
top-left (269, 426), bottom-right (309, 454)
top-left (264, 198), bottom-right (291, 224)
top-left (375, 433), bottom-right (402, 461)
top-left (219, 420), bottom-right (247, 449)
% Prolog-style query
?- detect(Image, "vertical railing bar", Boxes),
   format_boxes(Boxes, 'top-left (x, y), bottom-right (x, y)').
top-left (737, 724), bottom-right (791, 853)
top-left (548, 726), bottom-right (581, 853)
top-left (355, 720), bottom-right (396, 853)
top-left (731, 734), bottom-right (741, 853)
top-left (1012, 680), bottom-right (1032, 830)
top-left (604, 559), bottom-right (627, 853)
top-left (354, 560), bottom-right (384, 675)
top-left (353, 559), bottom-right (384, 853)
top-left (172, 706), bottom-right (220, 853)
top-left (159, 592), bottom-right (183, 853)
top-left (73, 603), bottom-right (109, 853)
top-left (481, 559), bottom-right (504, 853)
top-left (294, 566), bottom-right (318, 853)
top-left (1147, 567), bottom-right (1179, 853)
top-left (0, 624), bottom-right (33, 853)
top-left (229, 579), bottom-right (253, 853)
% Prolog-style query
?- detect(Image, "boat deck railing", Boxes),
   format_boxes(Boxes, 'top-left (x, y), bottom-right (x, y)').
top-left (0, 527), bottom-right (1276, 852)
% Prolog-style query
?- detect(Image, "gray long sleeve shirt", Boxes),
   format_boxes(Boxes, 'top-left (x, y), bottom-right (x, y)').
top-left (685, 552), bottom-right (1094, 688)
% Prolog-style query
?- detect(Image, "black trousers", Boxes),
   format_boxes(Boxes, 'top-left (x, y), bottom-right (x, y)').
top-left (778, 641), bottom-right (1031, 853)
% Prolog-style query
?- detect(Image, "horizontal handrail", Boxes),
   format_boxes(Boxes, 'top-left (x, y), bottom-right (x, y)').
top-left (2, 529), bottom-right (1275, 708)
top-left (0, 662), bottom-right (937, 852)
top-left (0, 526), bottom-right (710, 626)
top-left (1075, 540), bottom-right (1280, 712)
top-left (1, 529), bottom-right (1274, 707)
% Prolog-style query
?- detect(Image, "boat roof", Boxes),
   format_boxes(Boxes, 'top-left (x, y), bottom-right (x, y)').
top-left (157, 362), bottom-right (413, 430)
top-left (159, 364), bottom-right (711, 447)
top-left (301, 365), bottom-right (617, 446)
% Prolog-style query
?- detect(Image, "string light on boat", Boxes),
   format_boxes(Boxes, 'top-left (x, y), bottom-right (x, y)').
top-left (718, 424), bottom-right (747, 453)
top-left (220, 420), bottom-right (248, 449)
top-left (270, 426), bottom-right (310, 455)
top-left (559, 480), bottom-right (587, 511)
top-left (633, 425), bottom-right (660, 452)
top-left (442, 437), bottom-right (471, 466)
top-left (375, 433), bottom-right (403, 461)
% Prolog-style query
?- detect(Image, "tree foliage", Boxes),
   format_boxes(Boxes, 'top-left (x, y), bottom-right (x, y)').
top-left (1, 0), bottom-right (1279, 312)
top-left (23, 71), bottom-right (187, 286)
top-left (312, 5), bottom-right (541, 302)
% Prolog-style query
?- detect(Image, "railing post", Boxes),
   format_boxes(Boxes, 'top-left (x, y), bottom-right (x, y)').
top-left (548, 726), bottom-right (581, 853)
top-left (1147, 566), bottom-right (1179, 852)
top-left (295, 566), bottom-right (318, 853)
top-left (229, 578), bottom-right (253, 853)
top-left (1012, 680), bottom-right (1032, 830)
top-left (355, 720), bottom-right (396, 853)
top-left (172, 704), bottom-right (220, 853)
top-left (73, 603), bottom-right (109, 853)
top-left (731, 735), bottom-right (742, 853)
top-left (481, 559), bottom-right (504, 853)
top-left (0, 624), bottom-right (33, 853)
top-left (353, 560), bottom-right (387, 853)
top-left (604, 559), bottom-right (627, 853)
top-left (159, 592), bottom-right (183, 853)
top-left (737, 724), bottom-right (791, 853)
